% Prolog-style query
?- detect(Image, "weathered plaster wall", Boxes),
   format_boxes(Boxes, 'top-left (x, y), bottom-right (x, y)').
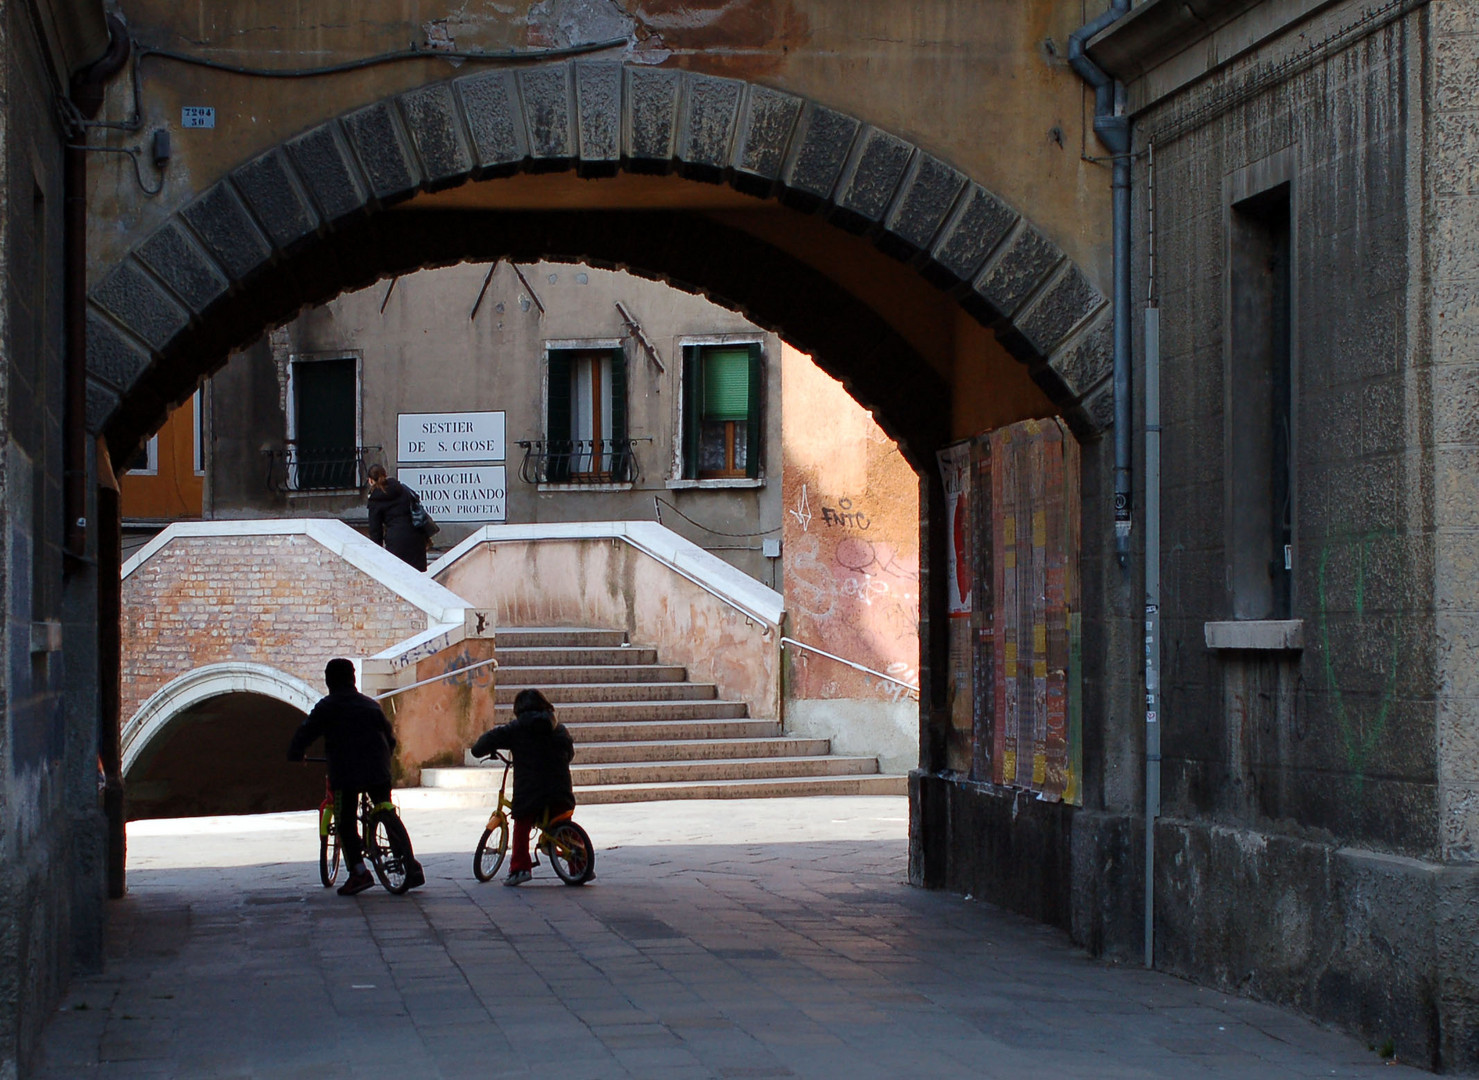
top-left (205, 261), bottom-right (787, 580)
top-left (379, 636), bottom-right (498, 786)
top-left (436, 536), bottom-right (780, 718)
top-left (780, 343), bottom-right (919, 772)
top-left (91, 0), bottom-right (1110, 286)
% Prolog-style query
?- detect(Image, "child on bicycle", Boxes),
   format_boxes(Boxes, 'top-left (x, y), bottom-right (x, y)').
top-left (470, 688), bottom-right (575, 886)
top-left (289, 658), bottom-right (426, 895)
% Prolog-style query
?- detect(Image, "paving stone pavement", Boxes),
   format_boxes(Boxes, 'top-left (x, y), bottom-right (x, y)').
top-left (36, 796), bottom-right (1423, 1079)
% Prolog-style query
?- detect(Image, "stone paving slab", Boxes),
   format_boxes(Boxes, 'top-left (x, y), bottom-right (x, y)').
top-left (35, 797), bottom-right (1423, 1079)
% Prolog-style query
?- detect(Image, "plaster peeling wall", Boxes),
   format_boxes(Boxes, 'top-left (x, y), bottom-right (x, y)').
top-left (780, 344), bottom-right (919, 771)
top-left (437, 533), bottom-right (780, 718)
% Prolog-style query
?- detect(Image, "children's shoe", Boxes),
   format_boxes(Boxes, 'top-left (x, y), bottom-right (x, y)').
top-left (405, 862), bottom-right (426, 890)
top-left (337, 868), bottom-right (375, 896)
top-left (503, 870), bottom-right (531, 887)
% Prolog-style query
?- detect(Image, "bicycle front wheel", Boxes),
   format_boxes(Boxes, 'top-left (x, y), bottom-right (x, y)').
top-left (473, 819), bottom-right (509, 882)
top-left (367, 810), bottom-right (414, 894)
top-left (546, 821), bottom-right (595, 886)
top-left (319, 819), bottom-right (341, 888)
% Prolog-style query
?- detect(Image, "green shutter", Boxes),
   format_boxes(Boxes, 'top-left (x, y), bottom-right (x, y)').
top-left (546, 350), bottom-right (572, 482)
top-left (745, 343), bottom-right (763, 479)
top-left (609, 348), bottom-right (627, 443)
top-left (702, 347), bottom-right (752, 420)
top-left (682, 345), bottom-right (701, 479)
top-left (609, 348), bottom-right (629, 481)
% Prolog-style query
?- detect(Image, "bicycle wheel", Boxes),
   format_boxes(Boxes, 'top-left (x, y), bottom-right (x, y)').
top-left (319, 809), bottom-right (341, 887)
top-left (473, 819), bottom-right (509, 882)
top-left (367, 810), bottom-right (414, 895)
top-left (545, 820), bottom-right (595, 885)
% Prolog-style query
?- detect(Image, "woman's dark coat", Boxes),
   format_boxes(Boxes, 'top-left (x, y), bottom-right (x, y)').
top-left (470, 704), bottom-right (576, 820)
top-left (368, 478), bottom-right (427, 571)
top-left (287, 688), bottom-right (396, 791)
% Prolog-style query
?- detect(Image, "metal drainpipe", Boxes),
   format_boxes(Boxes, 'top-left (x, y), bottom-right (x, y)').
top-left (1068, 1), bottom-right (1132, 570)
top-left (65, 14), bottom-right (131, 564)
top-left (1070, 1), bottom-right (1158, 968)
top-left (68, 16), bottom-right (132, 897)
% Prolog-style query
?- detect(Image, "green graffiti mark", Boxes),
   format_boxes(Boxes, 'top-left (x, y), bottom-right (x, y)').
top-left (1316, 533), bottom-right (1400, 787)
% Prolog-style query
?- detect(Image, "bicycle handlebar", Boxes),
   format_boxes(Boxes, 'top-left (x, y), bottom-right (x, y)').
top-left (475, 750), bottom-right (512, 766)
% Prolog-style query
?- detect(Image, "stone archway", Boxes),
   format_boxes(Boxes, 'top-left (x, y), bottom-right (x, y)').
top-left (84, 59), bottom-right (1112, 469)
top-left (122, 661), bottom-right (319, 775)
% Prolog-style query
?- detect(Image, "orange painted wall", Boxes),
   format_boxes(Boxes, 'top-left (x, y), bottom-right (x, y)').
top-left (780, 344), bottom-right (920, 701)
top-left (120, 395), bottom-right (203, 519)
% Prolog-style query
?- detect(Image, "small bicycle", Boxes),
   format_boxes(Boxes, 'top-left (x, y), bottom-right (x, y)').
top-left (472, 750), bottom-right (595, 886)
top-left (307, 759), bottom-right (417, 894)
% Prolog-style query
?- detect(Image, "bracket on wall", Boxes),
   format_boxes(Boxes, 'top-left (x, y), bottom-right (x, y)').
top-left (615, 301), bottom-right (664, 374)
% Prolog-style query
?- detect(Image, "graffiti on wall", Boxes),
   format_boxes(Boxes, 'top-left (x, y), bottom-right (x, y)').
top-left (783, 476), bottom-right (920, 701)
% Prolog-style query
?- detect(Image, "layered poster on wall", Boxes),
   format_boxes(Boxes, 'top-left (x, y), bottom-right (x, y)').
top-left (937, 441), bottom-right (973, 617)
top-left (974, 418), bottom-right (1082, 805)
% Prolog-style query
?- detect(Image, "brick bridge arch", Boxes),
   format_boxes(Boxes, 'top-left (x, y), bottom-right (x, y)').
top-left (85, 59), bottom-right (1111, 469)
top-left (121, 661), bottom-right (319, 776)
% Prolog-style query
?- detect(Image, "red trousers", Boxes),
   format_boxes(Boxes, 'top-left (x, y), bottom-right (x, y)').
top-left (510, 817), bottom-right (533, 873)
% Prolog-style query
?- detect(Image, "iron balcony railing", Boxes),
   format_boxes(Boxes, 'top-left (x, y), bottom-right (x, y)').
top-left (264, 445), bottom-right (381, 493)
top-left (518, 439), bottom-right (639, 485)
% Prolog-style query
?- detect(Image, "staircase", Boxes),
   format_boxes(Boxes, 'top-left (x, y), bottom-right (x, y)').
top-left (418, 627), bottom-right (906, 804)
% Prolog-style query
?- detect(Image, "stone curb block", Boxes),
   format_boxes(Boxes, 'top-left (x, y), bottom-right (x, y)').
top-left (575, 60), bottom-right (622, 170)
top-left (91, 260), bottom-right (191, 352)
top-left (232, 148), bottom-right (321, 253)
top-left (518, 65), bottom-right (575, 164)
top-left (834, 127), bottom-right (913, 230)
top-left (678, 73), bottom-right (744, 178)
top-left (136, 220), bottom-right (230, 315)
top-left (886, 153), bottom-right (967, 253)
top-left (285, 123), bottom-right (369, 225)
top-left (86, 310), bottom-right (152, 392)
top-left (180, 181), bottom-right (274, 282)
top-left (342, 100), bottom-right (422, 204)
top-left (931, 184), bottom-right (1019, 286)
top-left (456, 70), bottom-right (528, 176)
top-left (398, 82), bottom-right (474, 188)
top-left (624, 66), bottom-right (681, 167)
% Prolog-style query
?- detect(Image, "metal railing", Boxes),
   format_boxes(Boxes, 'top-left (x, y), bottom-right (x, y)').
top-left (517, 439), bottom-right (639, 485)
top-left (263, 445), bottom-right (381, 493)
top-left (780, 636), bottom-right (920, 696)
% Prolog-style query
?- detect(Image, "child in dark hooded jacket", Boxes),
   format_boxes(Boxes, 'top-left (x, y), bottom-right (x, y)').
top-left (470, 688), bottom-right (575, 885)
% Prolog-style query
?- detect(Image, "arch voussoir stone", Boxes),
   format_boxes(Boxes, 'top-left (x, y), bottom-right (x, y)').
top-left (90, 57), bottom-right (1109, 449)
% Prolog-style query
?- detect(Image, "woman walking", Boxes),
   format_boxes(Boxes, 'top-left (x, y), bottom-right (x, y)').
top-left (366, 464), bottom-right (427, 571)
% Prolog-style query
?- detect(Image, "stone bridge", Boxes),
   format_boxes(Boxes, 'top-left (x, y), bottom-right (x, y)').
top-left (120, 519), bottom-right (495, 816)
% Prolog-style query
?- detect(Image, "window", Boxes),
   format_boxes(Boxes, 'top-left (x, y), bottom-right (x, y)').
top-left (125, 435), bottom-right (159, 476)
top-left (286, 356), bottom-right (360, 490)
top-left (681, 342), bottom-right (762, 480)
top-left (545, 347), bottom-right (628, 482)
top-left (193, 387), bottom-right (206, 476)
top-left (1227, 182), bottom-right (1293, 619)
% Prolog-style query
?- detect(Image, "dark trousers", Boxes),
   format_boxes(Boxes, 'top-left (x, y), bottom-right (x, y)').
top-left (337, 785), bottom-right (391, 869)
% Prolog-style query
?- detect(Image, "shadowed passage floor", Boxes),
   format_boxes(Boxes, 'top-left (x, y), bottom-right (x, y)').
top-left (36, 796), bottom-right (1419, 1079)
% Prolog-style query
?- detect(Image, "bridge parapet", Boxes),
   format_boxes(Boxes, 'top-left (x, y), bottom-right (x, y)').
top-left (433, 521), bottom-right (784, 721)
top-left (121, 518), bottom-right (480, 781)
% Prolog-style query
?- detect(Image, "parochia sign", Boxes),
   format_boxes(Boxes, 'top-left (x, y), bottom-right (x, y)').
top-left (397, 466), bottom-right (506, 523)
top-left (397, 411), bottom-right (506, 463)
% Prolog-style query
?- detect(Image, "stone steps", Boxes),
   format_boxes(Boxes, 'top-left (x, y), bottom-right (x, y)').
top-left (497, 681), bottom-right (718, 704)
top-left (499, 663), bottom-right (689, 685)
top-left (574, 736), bottom-right (832, 764)
top-left (434, 624), bottom-right (895, 804)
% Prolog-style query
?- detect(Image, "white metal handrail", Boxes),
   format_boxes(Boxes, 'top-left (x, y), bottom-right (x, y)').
top-left (373, 656), bottom-right (499, 701)
top-left (779, 637), bottom-right (919, 696)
